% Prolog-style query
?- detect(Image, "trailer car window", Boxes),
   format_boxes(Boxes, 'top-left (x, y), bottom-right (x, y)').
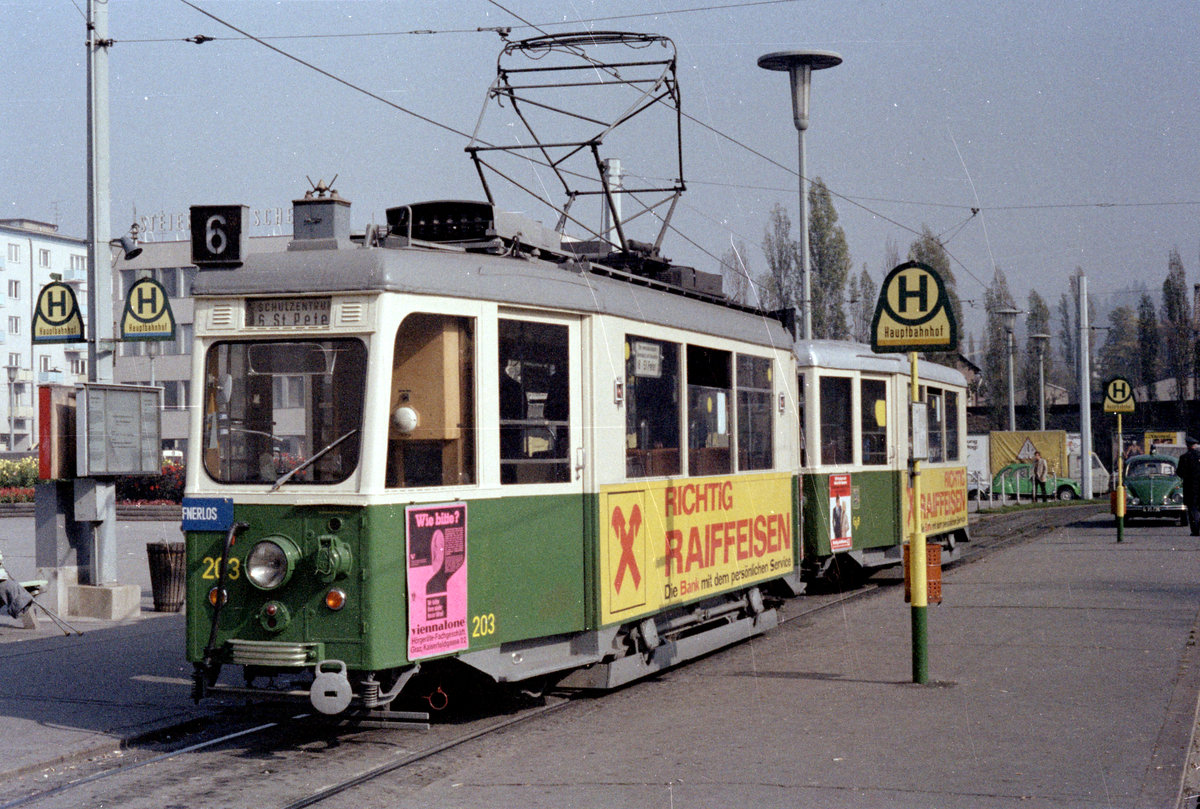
top-left (927, 387), bottom-right (945, 463)
top-left (736, 354), bottom-right (773, 471)
top-left (945, 389), bottom-right (960, 461)
top-left (625, 337), bottom-right (680, 478)
top-left (860, 378), bottom-right (887, 466)
top-left (687, 345), bottom-right (732, 476)
top-left (386, 314), bottom-right (476, 488)
top-left (819, 376), bottom-right (851, 466)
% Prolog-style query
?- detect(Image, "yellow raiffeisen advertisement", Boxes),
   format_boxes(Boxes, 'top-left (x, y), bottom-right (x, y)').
top-left (599, 472), bottom-right (793, 625)
top-left (905, 465), bottom-right (968, 536)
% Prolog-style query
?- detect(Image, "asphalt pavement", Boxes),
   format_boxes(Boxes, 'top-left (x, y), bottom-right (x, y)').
top-left (0, 508), bottom-right (1198, 808)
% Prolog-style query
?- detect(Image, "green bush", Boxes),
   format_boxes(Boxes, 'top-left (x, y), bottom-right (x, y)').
top-left (0, 458), bottom-right (37, 489)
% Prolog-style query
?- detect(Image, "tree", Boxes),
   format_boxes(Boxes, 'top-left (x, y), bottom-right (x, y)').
top-left (1056, 268), bottom-right (1095, 402)
top-left (1097, 305), bottom-right (1140, 390)
top-left (759, 204), bottom-right (796, 312)
top-left (1137, 292), bottom-right (1159, 401)
top-left (807, 178), bottom-right (851, 339)
top-left (848, 264), bottom-right (877, 343)
top-left (1021, 290), bottom-right (1052, 418)
top-left (983, 268), bottom-right (1017, 430)
top-left (1161, 247), bottom-right (1191, 404)
top-left (717, 241), bottom-right (752, 306)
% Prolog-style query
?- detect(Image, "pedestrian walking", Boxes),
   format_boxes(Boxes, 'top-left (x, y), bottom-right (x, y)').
top-left (1177, 436), bottom-right (1200, 536)
top-left (1033, 450), bottom-right (1050, 503)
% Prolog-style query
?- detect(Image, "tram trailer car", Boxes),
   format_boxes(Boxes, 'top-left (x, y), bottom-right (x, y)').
top-left (796, 341), bottom-right (969, 585)
top-left (184, 194), bottom-right (804, 714)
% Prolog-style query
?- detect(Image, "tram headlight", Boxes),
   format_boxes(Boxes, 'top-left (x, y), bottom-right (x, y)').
top-left (245, 536), bottom-right (300, 590)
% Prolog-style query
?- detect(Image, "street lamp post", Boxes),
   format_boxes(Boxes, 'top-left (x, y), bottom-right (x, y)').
top-left (6, 365), bottom-right (16, 452)
top-left (1031, 333), bottom-right (1051, 431)
top-left (758, 49), bottom-right (841, 341)
top-left (996, 307), bottom-right (1022, 431)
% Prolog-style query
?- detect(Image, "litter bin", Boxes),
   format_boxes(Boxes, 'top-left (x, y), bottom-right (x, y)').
top-left (147, 542), bottom-right (186, 612)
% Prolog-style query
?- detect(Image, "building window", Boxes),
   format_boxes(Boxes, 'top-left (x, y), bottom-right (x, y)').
top-left (7, 318), bottom-right (19, 336)
top-left (7, 353), bottom-right (19, 369)
top-left (70, 255), bottom-right (85, 272)
top-left (70, 358), bottom-right (86, 376)
top-left (38, 249), bottom-right (50, 268)
top-left (6, 245), bottom-right (18, 263)
top-left (7, 280), bottom-right (18, 299)
top-left (157, 267), bottom-right (179, 297)
top-left (39, 356), bottom-right (50, 373)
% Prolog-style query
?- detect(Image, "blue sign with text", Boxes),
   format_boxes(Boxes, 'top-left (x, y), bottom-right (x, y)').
top-left (181, 497), bottom-right (234, 532)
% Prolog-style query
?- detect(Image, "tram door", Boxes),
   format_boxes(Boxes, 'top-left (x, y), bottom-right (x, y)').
top-left (495, 313), bottom-right (586, 636)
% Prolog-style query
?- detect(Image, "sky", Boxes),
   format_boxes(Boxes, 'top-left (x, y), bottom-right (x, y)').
top-left (3, 0), bottom-right (1198, 354)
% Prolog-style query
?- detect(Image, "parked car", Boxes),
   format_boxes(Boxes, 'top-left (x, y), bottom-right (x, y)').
top-left (989, 462), bottom-right (1080, 501)
top-left (1123, 454), bottom-right (1186, 524)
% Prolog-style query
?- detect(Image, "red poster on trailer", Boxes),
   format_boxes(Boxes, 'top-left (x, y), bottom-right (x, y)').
top-left (829, 473), bottom-right (853, 552)
top-left (406, 502), bottom-right (469, 660)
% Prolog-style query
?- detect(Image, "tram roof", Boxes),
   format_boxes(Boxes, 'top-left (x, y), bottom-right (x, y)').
top-left (192, 242), bottom-right (793, 350)
top-left (794, 339), bottom-right (966, 387)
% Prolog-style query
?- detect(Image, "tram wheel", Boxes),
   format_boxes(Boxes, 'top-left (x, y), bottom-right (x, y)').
top-left (823, 555), bottom-right (864, 590)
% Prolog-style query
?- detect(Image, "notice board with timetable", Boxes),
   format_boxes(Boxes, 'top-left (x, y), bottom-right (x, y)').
top-left (76, 383), bottom-right (162, 476)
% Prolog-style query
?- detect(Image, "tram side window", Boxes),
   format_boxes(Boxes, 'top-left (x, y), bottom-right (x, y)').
top-left (626, 337), bottom-right (680, 478)
top-left (687, 345), bottom-right (732, 476)
top-left (386, 314), bottom-right (476, 488)
top-left (737, 355), bottom-right (773, 471)
top-left (819, 376), bottom-right (852, 466)
top-left (945, 389), bottom-right (960, 461)
top-left (860, 378), bottom-right (888, 466)
top-left (499, 319), bottom-right (569, 485)
top-left (927, 387), bottom-right (945, 463)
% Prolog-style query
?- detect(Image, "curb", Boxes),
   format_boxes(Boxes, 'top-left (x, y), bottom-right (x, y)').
top-left (0, 503), bottom-right (181, 521)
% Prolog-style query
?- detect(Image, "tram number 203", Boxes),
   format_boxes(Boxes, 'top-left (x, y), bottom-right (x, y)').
top-left (471, 613), bottom-right (496, 638)
top-left (200, 556), bottom-right (241, 580)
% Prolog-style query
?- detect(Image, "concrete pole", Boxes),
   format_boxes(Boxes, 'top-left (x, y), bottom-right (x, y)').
top-left (1037, 346), bottom-right (1046, 431)
top-left (1079, 274), bottom-right (1093, 499)
top-left (797, 124), bottom-right (811, 341)
top-left (84, 0), bottom-right (118, 586)
top-left (1006, 328), bottom-right (1016, 431)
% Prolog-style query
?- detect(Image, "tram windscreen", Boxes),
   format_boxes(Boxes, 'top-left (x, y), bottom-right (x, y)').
top-left (202, 339), bottom-right (367, 484)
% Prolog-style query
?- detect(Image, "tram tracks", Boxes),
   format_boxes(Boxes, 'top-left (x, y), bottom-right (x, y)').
top-left (4, 505), bottom-right (1102, 809)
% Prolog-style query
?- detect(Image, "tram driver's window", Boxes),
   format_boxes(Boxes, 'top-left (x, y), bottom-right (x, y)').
top-left (626, 337), bottom-right (680, 478)
top-left (687, 345), bottom-right (732, 476)
top-left (737, 355), bottom-right (773, 471)
top-left (499, 319), bottom-right (569, 485)
top-left (860, 378), bottom-right (887, 466)
top-left (386, 314), bottom-right (476, 488)
top-left (819, 376), bottom-right (852, 466)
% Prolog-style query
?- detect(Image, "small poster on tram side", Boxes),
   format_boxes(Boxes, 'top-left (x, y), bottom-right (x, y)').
top-left (406, 502), bottom-right (469, 660)
top-left (829, 474), bottom-right (853, 552)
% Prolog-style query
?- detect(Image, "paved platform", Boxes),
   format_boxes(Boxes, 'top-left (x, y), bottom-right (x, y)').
top-left (0, 509), bottom-right (1198, 807)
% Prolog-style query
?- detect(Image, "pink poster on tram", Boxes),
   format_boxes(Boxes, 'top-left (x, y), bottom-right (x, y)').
top-left (406, 502), bottom-right (468, 660)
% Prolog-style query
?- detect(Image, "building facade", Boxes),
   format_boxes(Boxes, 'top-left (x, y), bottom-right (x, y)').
top-left (0, 219), bottom-right (89, 452)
